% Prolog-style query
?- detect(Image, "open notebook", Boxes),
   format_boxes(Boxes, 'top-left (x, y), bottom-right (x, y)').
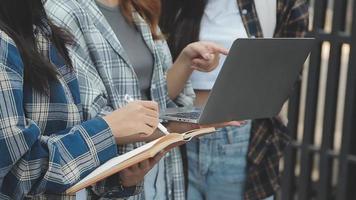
top-left (66, 127), bottom-right (216, 194)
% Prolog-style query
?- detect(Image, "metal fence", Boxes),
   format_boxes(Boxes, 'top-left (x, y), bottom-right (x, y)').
top-left (280, 0), bottom-right (356, 199)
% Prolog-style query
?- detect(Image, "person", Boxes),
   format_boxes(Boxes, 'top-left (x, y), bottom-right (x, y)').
top-left (0, 0), bottom-right (171, 199)
top-left (45, 0), bottom-right (234, 199)
top-left (160, 0), bottom-right (309, 199)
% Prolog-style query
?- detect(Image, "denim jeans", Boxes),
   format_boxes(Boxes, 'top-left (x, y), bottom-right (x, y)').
top-left (143, 159), bottom-right (166, 200)
top-left (187, 122), bottom-right (251, 200)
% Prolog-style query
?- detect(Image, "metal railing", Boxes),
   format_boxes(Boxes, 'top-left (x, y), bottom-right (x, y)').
top-left (280, 0), bottom-right (356, 199)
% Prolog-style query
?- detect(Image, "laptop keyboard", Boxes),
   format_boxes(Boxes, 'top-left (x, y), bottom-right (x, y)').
top-left (166, 111), bottom-right (201, 120)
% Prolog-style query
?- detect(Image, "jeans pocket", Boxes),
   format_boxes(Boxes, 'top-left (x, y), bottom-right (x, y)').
top-left (210, 140), bottom-right (249, 183)
top-left (220, 140), bottom-right (250, 155)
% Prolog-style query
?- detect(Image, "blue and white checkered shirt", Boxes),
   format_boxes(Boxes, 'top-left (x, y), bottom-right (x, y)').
top-left (0, 27), bottom-right (118, 199)
top-left (45, 0), bottom-right (195, 199)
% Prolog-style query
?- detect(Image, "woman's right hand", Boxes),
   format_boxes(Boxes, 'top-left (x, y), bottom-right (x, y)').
top-left (103, 101), bottom-right (159, 142)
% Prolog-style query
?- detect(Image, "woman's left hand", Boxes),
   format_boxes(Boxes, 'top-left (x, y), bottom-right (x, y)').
top-left (178, 41), bottom-right (229, 72)
top-left (119, 150), bottom-right (166, 187)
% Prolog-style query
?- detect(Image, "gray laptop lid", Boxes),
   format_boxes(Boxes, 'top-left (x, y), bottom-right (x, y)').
top-left (198, 38), bottom-right (314, 124)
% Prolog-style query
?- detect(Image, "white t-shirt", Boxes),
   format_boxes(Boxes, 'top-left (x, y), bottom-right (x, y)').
top-left (190, 0), bottom-right (276, 90)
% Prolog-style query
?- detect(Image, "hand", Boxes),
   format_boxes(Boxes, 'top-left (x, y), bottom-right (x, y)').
top-left (200, 121), bottom-right (247, 129)
top-left (119, 151), bottom-right (166, 187)
top-left (103, 101), bottom-right (159, 142)
top-left (177, 41), bottom-right (228, 72)
top-left (166, 41), bottom-right (228, 100)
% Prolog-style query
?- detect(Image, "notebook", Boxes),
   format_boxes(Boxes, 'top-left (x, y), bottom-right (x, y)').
top-left (66, 127), bottom-right (216, 194)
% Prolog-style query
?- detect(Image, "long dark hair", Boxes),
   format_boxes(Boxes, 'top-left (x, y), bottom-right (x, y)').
top-left (0, 0), bottom-right (73, 94)
top-left (160, 0), bottom-right (207, 60)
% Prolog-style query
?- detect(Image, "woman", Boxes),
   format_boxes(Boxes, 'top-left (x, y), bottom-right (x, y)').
top-left (0, 0), bottom-right (172, 199)
top-left (160, 0), bottom-right (309, 199)
top-left (45, 0), bottom-right (231, 199)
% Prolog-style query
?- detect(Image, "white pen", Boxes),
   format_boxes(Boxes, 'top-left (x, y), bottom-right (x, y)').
top-left (124, 94), bottom-right (170, 135)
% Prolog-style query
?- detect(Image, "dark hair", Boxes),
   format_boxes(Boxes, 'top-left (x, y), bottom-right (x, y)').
top-left (121, 0), bottom-right (162, 40)
top-left (160, 0), bottom-right (207, 60)
top-left (0, 0), bottom-right (73, 94)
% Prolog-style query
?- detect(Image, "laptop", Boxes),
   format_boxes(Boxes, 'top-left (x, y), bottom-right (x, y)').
top-left (160, 38), bottom-right (315, 125)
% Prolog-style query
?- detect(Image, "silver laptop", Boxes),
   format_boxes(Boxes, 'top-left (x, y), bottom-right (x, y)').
top-left (160, 38), bottom-right (315, 125)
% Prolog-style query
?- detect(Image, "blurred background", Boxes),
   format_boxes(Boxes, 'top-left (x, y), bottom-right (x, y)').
top-left (279, 0), bottom-right (356, 199)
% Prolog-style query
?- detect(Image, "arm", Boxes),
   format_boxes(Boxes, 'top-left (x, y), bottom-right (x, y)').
top-left (156, 39), bottom-right (196, 107)
top-left (166, 58), bottom-right (195, 101)
top-left (0, 63), bottom-right (117, 198)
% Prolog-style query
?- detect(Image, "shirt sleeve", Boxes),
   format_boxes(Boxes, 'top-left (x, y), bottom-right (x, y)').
top-left (0, 62), bottom-right (118, 198)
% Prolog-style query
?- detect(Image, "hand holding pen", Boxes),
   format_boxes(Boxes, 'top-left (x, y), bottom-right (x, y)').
top-left (124, 94), bottom-right (170, 135)
top-left (103, 96), bottom-right (161, 140)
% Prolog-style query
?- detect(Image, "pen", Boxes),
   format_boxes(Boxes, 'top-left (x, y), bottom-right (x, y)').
top-left (124, 94), bottom-right (170, 135)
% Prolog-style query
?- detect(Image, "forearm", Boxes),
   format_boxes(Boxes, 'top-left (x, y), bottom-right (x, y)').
top-left (1, 117), bottom-right (117, 197)
top-left (166, 59), bottom-right (194, 100)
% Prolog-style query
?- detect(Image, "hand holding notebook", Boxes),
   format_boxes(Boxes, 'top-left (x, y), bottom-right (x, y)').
top-left (66, 127), bottom-right (216, 194)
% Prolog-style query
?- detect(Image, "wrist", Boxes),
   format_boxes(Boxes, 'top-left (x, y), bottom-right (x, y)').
top-left (176, 52), bottom-right (194, 73)
top-left (102, 115), bottom-right (122, 139)
top-left (102, 115), bottom-right (114, 132)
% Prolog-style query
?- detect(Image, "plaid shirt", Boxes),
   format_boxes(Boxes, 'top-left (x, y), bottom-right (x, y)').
top-left (0, 27), bottom-right (118, 199)
top-left (45, 0), bottom-right (195, 199)
top-left (235, 0), bottom-right (309, 199)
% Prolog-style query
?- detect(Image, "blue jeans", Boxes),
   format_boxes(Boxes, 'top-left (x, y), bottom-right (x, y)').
top-left (187, 123), bottom-right (251, 200)
top-left (143, 159), bottom-right (166, 200)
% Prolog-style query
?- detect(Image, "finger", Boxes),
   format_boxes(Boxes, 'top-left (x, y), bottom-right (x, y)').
top-left (191, 66), bottom-right (216, 73)
top-left (191, 59), bottom-right (216, 72)
top-left (139, 124), bottom-right (155, 137)
top-left (142, 107), bottom-right (159, 118)
top-left (192, 58), bottom-right (212, 67)
top-left (212, 53), bottom-right (221, 64)
top-left (201, 41), bottom-right (229, 55)
top-left (226, 121), bottom-right (242, 126)
top-left (241, 120), bottom-right (248, 125)
top-left (190, 43), bottom-right (214, 60)
top-left (136, 100), bottom-right (159, 111)
top-left (199, 121), bottom-right (244, 129)
top-left (143, 115), bottom-right (159, 129)
top-left (226, 121), bottom-right (247, 127)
